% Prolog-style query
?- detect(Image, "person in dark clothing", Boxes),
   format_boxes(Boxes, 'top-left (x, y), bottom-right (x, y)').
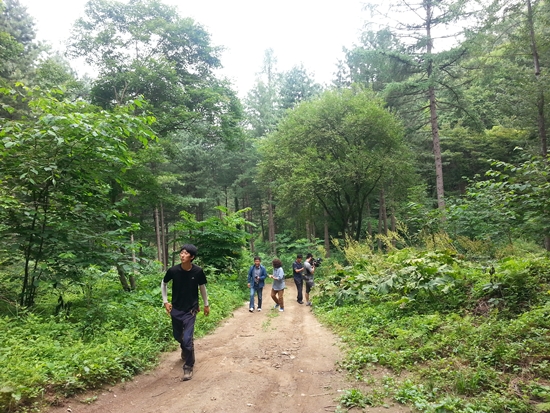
top-left (292, 254), bottom-right (304, 304)
top-left (161, 244), bottom-right (209, 381)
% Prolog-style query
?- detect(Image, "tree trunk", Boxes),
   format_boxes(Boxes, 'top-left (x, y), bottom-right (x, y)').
top-left (172, 227), bottom-right (177, 267)
top-left (268, 189), bottom-right (276, 255)
top-left (526, 0), bottom-right (549, 249)
top-left (154, 206), bottom-right (162, 264)
top-left (391, 207), bottom-right (397, 248)
top-left (324, 210), bottom-right (330, 257)
top-left (130, 230), bottom-right (137, 290)
top-left (377, 188), bottom-right (387, 251)
top-left (526, 0), bottom-right (547, 157)
top-left (116, 264), bottom-right (131, 292)
top-left (426, 1), bottom-right (445, 210)
top-left (366, 198), bottom-right (372, 236)
top-left (259, 196), bottom-right (266, 241)
top-left (160, 202), bottom-right (167, 271)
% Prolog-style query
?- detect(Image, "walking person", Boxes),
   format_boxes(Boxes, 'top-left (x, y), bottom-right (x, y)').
top-left (270, 258), bottom-right (285, 312)
top-left (247, 256), bottom-right (267, 312)
top-left (161, 244), bottom-right (209, 381)
top-left (304, 253), bottom-right (315, 306)
top-left (293, 254), bottom-right (304, 304)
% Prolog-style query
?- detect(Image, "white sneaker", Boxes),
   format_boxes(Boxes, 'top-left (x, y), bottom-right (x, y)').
top-left (257, 308), bottom-right (262, 312)
top-left (279, 308), bottom-right (284, 312)
top-left (249, 308), bottom-right (254, 312)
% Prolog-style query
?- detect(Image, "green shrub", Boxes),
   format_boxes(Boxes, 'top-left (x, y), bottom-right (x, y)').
top-left (0, 268), bottom-right (245, 412)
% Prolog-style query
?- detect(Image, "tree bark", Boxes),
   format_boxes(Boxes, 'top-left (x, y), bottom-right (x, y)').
top-left (154, 206), bottom-right (162, 264)
top-left (526, 0), bottom-right (547, 158)
top-left (526, 0), bottom-right (549, 250)
top-left (391, 207), bottom-right (397, 248)
top-left (268, 188), bottom-right (276, 255)
top-left (377, 188), bottom-right (387, 251)
top-left (160, 202), bottom-right (167, 271)
top-left (426, 1), bottom-right (445, 210)
top-left (129, 219), bottom-right (137, 290)
top-left (324, 210), bottom-right (330, 257)
top-left (366, 198), bottom-right (372, 236)
top-left (116, 264), bottom-right (131, 292)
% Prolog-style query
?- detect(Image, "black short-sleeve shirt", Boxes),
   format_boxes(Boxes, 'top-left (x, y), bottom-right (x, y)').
top-left (163, 263), bottom-right (207, 313)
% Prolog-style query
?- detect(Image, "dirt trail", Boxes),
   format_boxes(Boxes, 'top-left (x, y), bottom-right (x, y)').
top-left (47, 283), bottom-right (409, 413)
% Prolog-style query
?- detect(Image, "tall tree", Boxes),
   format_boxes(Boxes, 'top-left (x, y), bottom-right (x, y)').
top-left (345, 0), bottom-right (477, 209)
top-left (0, 0), bottom-right (40, 84)
top-left (68, 0), bottom-right (245, 262)
top-left (278, 64), bottom-right (322, 110)
top-left (245, 48), bottom-right (281, 138)
top-left (0, 89), bottom-right (155, 305)
top-left (258, 87), bottom-right (414, 241)
top-left (68, 0), bottom-right (241, 142)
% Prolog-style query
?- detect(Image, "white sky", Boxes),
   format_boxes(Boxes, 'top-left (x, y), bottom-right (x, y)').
top-left (20, 0), bottom-right (367, 96)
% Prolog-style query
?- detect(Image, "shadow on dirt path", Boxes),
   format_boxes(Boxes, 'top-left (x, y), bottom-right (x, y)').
top-left (46, 283), bottom-right (409, 413)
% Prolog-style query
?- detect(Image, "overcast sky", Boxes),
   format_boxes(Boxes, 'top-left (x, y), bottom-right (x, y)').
top-left (20, 0), bottom-right (367, 96)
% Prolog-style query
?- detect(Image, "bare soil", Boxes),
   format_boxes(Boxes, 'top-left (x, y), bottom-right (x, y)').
top-left (46, 283), bottom-right (410, 413)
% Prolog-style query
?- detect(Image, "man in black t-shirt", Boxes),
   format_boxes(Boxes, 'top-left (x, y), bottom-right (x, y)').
top-left (161, 244), bottom-right (209, 381)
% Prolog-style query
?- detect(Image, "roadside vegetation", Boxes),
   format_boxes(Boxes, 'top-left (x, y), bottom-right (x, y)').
top-left (315, 238), bottom-right (550, 413)
top-left (0, 262), bottom-right (246, 412)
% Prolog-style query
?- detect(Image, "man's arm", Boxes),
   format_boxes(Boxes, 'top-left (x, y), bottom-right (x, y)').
top-left (200, 284), bottom-right (210, 316)
top-left (161, 280), bottom-right (171, 315)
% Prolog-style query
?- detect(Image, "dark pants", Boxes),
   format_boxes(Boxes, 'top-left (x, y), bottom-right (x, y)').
top-left (249, 285), bottom-right (263, 309)
top-left (171, 308), bottom-right (197, 368)
top-left (294, 277), bottom-right (303, 302)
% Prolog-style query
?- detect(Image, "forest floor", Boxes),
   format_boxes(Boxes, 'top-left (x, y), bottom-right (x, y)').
top-left (46, 283), bottom-right (410, 413)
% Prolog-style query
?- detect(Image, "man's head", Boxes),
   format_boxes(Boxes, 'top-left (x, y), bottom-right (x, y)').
top-left (296, 254), bottom-right (303, 262)
top-left (179, 244), bottom-right (198, 262)
top-left (306, 253), bottom-right (313, 262)
top-left (254, 256), bottom-right (261, 267)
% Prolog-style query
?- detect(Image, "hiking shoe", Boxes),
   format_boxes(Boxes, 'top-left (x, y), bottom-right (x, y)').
top-left (297, 301), bottom-right (304, 304)
top-left (249, 307), bottom-right (254, 312)
top-left (306, 301), bottom-right (312, 306)
top-left (279, 308), bottom-right (284, 312)
top-left (273, 304), bottom-right (279, 310)
top-left (182, 365), bottom-right (193, 381)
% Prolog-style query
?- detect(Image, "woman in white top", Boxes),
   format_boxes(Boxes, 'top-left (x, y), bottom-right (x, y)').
top-left (269, 258), bottom-right (285, 312)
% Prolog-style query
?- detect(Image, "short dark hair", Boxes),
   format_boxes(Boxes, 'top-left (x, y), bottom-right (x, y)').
top-left (272, 258), bottom-right (282, 268)
top-left (306, 253), bottom-right (313, 259)
top-left (253, 256), bottom-right (261, 261)
top-left (179, 244), bottom-right (198, 260)
top-left (297, 254), bottom-right (303, 259)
